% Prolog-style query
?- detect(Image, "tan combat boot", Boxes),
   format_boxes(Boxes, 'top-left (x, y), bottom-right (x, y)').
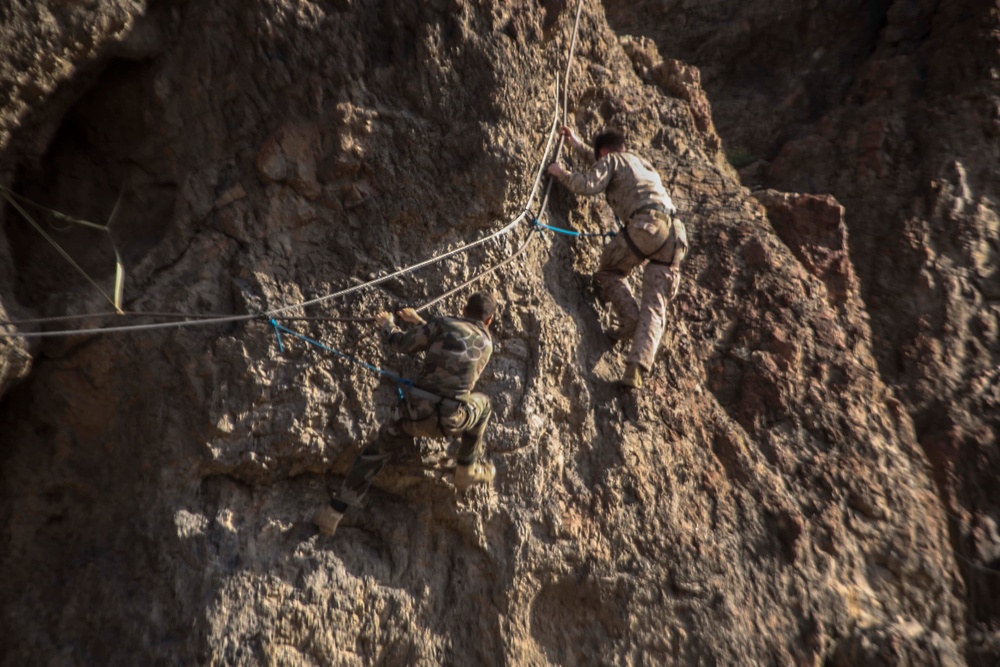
top-left (313, 504), bottom-right (344, 536)
top-left (454, 460), bottom-right (496, 491)
top-left (621, 363), bottom-right (644, 389)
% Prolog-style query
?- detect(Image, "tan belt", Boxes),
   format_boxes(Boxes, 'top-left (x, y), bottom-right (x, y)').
top-left (629, 202), bottom-right (672, 219)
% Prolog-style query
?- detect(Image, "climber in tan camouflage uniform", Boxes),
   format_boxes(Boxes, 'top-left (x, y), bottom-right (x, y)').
top-left (313, 291), bottom-right (498, 536)
top-left (548, 127), bottom-right (688, 389)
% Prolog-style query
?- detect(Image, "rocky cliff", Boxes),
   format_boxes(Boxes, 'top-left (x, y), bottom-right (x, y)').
top-left (606, 0), bottom-right (1000, 663)
top-left (0, 1), bottom-right (994, 665)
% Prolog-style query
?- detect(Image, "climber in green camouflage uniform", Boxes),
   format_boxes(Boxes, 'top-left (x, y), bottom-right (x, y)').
top-left (314, 292), bottom-right (498, 536)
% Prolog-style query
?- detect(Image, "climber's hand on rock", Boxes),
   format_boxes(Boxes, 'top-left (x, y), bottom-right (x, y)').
top-left (397, 308), bottom-right (424, 325)
top-left (558, 125), bottom-right (582, 148)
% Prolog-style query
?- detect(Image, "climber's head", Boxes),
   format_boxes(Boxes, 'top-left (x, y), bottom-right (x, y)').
top-left (464, 291), bottom-right (497, 327)
top-left (593, 128), bottom-right (626, 160)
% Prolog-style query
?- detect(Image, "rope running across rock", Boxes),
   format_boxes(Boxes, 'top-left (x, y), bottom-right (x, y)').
top-left (0, 0), bottom-right (588, 341)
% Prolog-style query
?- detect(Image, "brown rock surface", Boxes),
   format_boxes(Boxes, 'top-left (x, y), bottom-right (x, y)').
top-left (0, 1), bottom-right (984, 665)
top-left (608, 0), bottom-right (1000, 663)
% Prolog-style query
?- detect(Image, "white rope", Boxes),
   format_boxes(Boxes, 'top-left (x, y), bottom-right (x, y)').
top-left (563, 0), bottom-right (585, 122)
top-left (0, 188), bottom-right (122, 312)
top-left (1, 0), bottom-right (589, 339)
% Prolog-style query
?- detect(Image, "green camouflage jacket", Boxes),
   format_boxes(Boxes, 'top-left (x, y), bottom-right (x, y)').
top-left (382, 316), bottom-right (493, 401)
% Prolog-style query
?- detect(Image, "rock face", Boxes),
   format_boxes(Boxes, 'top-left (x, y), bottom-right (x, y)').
top-left (607, 0), bottom-right (1000, 663)
top-left (0, 1), bottom-right (985, 665)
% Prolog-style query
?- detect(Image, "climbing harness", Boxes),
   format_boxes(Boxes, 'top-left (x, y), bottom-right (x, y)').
top-left (620, 205), bottom-right (681, 266)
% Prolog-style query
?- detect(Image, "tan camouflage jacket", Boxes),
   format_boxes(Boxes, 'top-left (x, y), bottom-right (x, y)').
top-left (558, 142), bottom-right (676, 222)
top-left (382, 316), bottom-right (493, 400)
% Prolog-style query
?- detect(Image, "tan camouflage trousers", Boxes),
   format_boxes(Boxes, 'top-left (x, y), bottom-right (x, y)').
top-left (335, 392), bottom-right (491, 507)
top-left (595, 215), bottom-right (683, 372)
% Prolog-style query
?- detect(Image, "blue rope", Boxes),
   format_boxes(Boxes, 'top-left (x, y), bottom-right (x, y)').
top-left (270, 320), bottom-right (412, 401)
top-left (532, 218), bottom-right (615, 239)
top-left (270, 318), bottom-right (285, 353)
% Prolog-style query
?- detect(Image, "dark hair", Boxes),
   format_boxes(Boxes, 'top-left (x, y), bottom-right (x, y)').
top-left (464, 291), bottom-right (497, 322)
top-left (593, 128), bottom-right (626, 160)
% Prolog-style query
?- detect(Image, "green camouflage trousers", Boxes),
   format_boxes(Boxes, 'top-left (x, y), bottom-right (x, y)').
top-left (335, 392), bottom-right (491, 507)
top-left (596, 212), bottom-right (686, 371)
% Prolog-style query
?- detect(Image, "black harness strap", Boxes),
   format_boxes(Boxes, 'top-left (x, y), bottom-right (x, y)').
top-left (621, 224), bottom-right (651, 259)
